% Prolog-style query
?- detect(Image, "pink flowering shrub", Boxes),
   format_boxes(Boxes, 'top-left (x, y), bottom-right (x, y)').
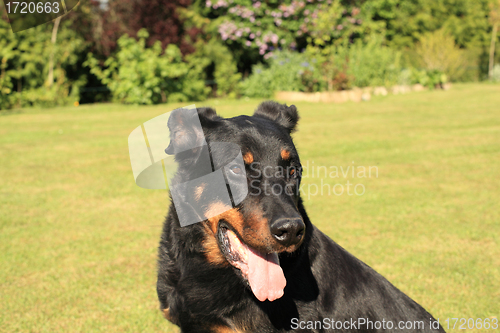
top-left (200, 0), bottom-right (364, 60)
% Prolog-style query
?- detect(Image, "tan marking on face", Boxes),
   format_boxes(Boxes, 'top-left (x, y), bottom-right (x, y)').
top-left (281, 149), bottom-right (290, 160)
top-left (202, 223), bottom-right (229, 266)
top-left (194, 183), bottom-right (206, 201)
top-left (162, 308), bottom-right (173, 322)
top-left (243, 152), bottom-right (254, 164)
top-left (205, 202), bottom-right (237, 233)
top-left (202, 202), bottom-right (244, 266)
top-left (202, 201), bottom-right (294, 264)
top-left (240, 209), bottom-right (277, 252)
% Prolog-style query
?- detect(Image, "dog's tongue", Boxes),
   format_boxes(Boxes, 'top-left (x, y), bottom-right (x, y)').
top-left (247, 247), bottom-right (286, 302)
top-left (227, 230), bottom-right (286, 302)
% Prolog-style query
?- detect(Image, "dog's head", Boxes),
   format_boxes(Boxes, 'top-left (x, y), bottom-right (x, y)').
top-left (166, 101), bottom-right (304, 302)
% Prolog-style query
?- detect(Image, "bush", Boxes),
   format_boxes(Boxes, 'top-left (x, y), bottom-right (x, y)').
top-left (306, 43), bottom-right (352, 91)
top-left (85, 29), bottom-right (209, 104)
top-left (199, 0), bottom-right (365, 67)
top-left (240, 50), bottom-right (322, 97)
top-left (242, 40), bottom-right (402, 97)
top-left (0, 57), bottom-right (15, 110)
top-left (20, 75), bottom-right (86, 108)
top-left (0, 19), bottom-right (86, 110)
top-left (197, 40), bottom-right (241, 98)
top-left (414, 29), bottom-right (467, 82)
top-left (347, 38), bottom-right (401, 88)
top-left (408, 68), bottom-right (448, 89)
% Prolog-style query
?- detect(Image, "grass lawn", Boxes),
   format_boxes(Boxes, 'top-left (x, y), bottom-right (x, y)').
top-left (1, 83), bottom-right (499, 332)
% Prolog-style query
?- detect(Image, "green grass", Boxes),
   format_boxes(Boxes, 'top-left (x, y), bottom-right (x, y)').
top-left (1, 83), bottom-right (499, 332)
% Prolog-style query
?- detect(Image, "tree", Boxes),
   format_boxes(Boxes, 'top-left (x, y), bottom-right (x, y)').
top-left (69, 0), bottom-right (199, 58)
top-left (0, 17), bottom-right (86, 109)
top-left (360, 0), bottom-right (492, 50)
top-left (489, 0), bottom-right (500, 79)
top-left (46, 17), bottom-right (62, 87)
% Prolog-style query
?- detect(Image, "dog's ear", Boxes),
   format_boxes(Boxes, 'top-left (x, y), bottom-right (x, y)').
top-left (197, 107), bottom-right (219, 121)
top-left (253, 101), bottom-right (299, 133)
top-left (165, 107), bottom-right (218, 156)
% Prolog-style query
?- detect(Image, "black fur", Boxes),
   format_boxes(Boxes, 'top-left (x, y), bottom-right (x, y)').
top-left (157, 102), bottom-right (445, 333)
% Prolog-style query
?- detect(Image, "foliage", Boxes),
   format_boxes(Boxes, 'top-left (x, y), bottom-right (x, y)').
top-left (0, 59), bottom-right (15, 110)
top-left (303, 1), bottom-right (392, 91)
top-left (398, 67), bottom-right (448, 89)
top-left (299, 67), bottom-right (324, 93)
top-left (305, 43), bottom-right (352, 91)
top-left (196, 39), bottom-right (242, 98)
top-left (491, 0), bottom-right (500, 26)
top-left (307, 0), bottom-right (384, 47)
top-left (203, 0), bottom-right (487, 93)
top-left (240, 50), bottom-right (322, 97)
top-left (414, 29), bottom-right (467, 81)
top-left (69, 0), bottom-right (198, 58)
top-left (251, 37), bottom-right (401, 93)
top-left (194, 0), bottom-right (369, 74)
top-left (3, 0), bottom-right (500, 108)
top-left (360, 0), bottom-right (493, 80)
top-left (242, 37), bottom-right (401, 96)
top-left (197, 0), bottom-right (494, 78)
top-left (489, 0), bottom-right (500, 79)
top-left (408, 68), bottom-right (448, 89)
top-left (85, 29), bottom-right (209, 104)
top-left (360, 0), bottom-right (492, 50)
top-left (0, 18), bottom-right (86, 110)
top-left (346, 37), bottom-right (401, 88)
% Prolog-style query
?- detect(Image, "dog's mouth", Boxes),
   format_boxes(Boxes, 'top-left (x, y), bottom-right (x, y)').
top-left (217, 225), bottom-right (286, 302)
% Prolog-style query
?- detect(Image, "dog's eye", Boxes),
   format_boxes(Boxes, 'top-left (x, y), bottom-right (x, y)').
top-left (289, 167), bottom-right (299, 179)
top-left (229, 165), bottom-right (243, 175)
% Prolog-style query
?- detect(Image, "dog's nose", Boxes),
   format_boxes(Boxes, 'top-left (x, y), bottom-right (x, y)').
top-left (270, 218), bottom-right (305, 247)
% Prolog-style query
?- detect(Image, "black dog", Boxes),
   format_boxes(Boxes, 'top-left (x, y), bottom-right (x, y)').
top-left (157, 102), bottom-right (445, 332)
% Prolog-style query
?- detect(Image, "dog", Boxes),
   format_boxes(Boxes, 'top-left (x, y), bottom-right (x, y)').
top-left (156, 101), bottom-right (445, 332)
